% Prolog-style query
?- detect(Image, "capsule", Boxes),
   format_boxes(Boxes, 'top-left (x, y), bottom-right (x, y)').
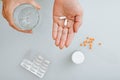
top-left (59, 16), bottom-right (66, 20)
top-left (64, 19), bottom-right (68, 26)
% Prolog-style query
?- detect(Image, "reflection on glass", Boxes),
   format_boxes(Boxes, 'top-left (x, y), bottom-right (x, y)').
top-left (14, 4), bottom-right (40, 30)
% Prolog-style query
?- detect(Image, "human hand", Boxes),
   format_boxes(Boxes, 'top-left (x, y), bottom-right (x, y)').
top-left (2, 0), bottom-right (40, 33)
top-left (52, 0), bottom-right (83, 49)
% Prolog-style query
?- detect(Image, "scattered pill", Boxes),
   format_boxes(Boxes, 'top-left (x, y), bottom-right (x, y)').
top-left (89, 43), bottom-right (92, 46)
top-left (90, 38), bottom-right (95, 41)
top-left (83, 43), bottom-right (87, 46)
top-left (88, 40), bottom-right (93, 43)
top-left (79, 36), bottom-right (102, 50)
top-left (80, 44), bottom-right (83, 46)
top-left (84, 40), bottom-right (87, 43)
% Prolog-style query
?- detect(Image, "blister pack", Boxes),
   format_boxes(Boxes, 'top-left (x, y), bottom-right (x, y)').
top-left (20, 50), bottom-right (50, 78)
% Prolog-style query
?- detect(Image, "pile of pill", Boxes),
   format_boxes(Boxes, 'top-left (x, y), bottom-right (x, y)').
top-left (80, 37), bottom-right (102, 49)
top-left (59, 16), bottom-right (68, 27)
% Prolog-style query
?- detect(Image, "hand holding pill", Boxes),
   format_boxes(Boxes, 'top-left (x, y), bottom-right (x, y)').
top-left (52, 0), bottom-right (83, 49)
top-left (1, 0), bottom-right (83, 49)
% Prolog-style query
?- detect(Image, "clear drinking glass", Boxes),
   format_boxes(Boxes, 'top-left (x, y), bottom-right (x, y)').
top-left (14, 4), bottom-right (40, 30)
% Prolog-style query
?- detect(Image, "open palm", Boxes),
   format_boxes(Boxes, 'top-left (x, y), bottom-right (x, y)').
top-left (52, 0), bottom-right (83, 49)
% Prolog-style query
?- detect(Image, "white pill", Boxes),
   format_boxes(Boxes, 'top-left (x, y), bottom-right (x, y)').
top-left (59, 16), bottom-right (66, 20)
top-left (64, 19), bottom-right (68, 26)
top-left (72, 51), bottom-right (85, 64)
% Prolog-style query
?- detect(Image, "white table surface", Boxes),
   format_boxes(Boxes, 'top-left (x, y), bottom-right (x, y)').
top-left (0, 0), bottom-right (120, 80)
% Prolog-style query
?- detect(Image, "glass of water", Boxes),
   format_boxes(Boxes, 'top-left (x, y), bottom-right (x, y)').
top-left (14, 4), bottom-right (40, 30)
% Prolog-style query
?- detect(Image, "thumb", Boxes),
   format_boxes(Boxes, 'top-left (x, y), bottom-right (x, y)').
top-left (73, 15), bottom-right (82, 33)
top-left (30, 1), bottom-right (41, 10)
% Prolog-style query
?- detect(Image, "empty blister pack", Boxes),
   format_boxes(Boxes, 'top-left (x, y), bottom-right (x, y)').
top-left (20, 50), bottom-right (51, 78)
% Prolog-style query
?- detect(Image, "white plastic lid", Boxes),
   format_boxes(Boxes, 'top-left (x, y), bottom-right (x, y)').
top-left (72, 51), bottom-right (85, 64)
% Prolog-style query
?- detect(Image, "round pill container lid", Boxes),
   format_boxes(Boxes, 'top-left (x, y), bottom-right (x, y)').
top-left (14, 4), bottom-right (40, 30)
top-left (72, 51), bottom-right (85, 64)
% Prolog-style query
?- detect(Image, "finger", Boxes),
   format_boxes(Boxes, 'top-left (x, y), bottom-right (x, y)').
top-left (73, 15), bottom-right (82, 33)
top-left (53, 16), bottom-right (64, 27)
top-left (65, 27), bottom-right (75, 47)
top-left (58, 19), bottom-right (64, 27)
top-left (59, 27), bottom-right (68, 49)
top-left (6, 9), bottom-right (32, 33)
top-left (52, 23), bottom-right (58, 40)
top-left (9, 21), bottom-right (32, 33)
top-left (55, 27), bottom-right (62, 46)
top-left (2, 4), bottom-right (7, 19)
top-left (67, 20), bottom-right (74, 28)
top-left (2, 10), bottom-right (6, 19)
top-left (2, 6), bottom-right (6, 18)
top-left (65, 20), bottom-right (74, 47)
top-left (30, 0), bottom-right (41, 10)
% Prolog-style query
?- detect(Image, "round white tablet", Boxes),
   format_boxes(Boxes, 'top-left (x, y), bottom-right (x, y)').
top-left (72, 51), bottom-right (85, 64)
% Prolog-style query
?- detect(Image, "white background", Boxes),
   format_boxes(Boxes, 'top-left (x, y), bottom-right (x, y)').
top-left (0, 0), bottom-right (120, 80)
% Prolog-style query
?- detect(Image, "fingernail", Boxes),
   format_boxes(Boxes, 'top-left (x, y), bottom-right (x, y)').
top-left (27, 30), bottom-right (32, 34)
top-left (65, 44), bottom-right (69, 48)
top-left (59, 47), bottom-right (63, 49)
top-left (75, 29), bottom-right (78, 33)
top-left (73, 28), bottom-right (77, 33)
top-left (55, 41), bottom-right (59, 46)
top-left (29, 30), bottom-right (32, 33)
top-left (53, 36), bottom-right (56, 40)
top-left (37, 6), bottom-right (41, 10)
top-left (59, 44), bottom-right (64, 49)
